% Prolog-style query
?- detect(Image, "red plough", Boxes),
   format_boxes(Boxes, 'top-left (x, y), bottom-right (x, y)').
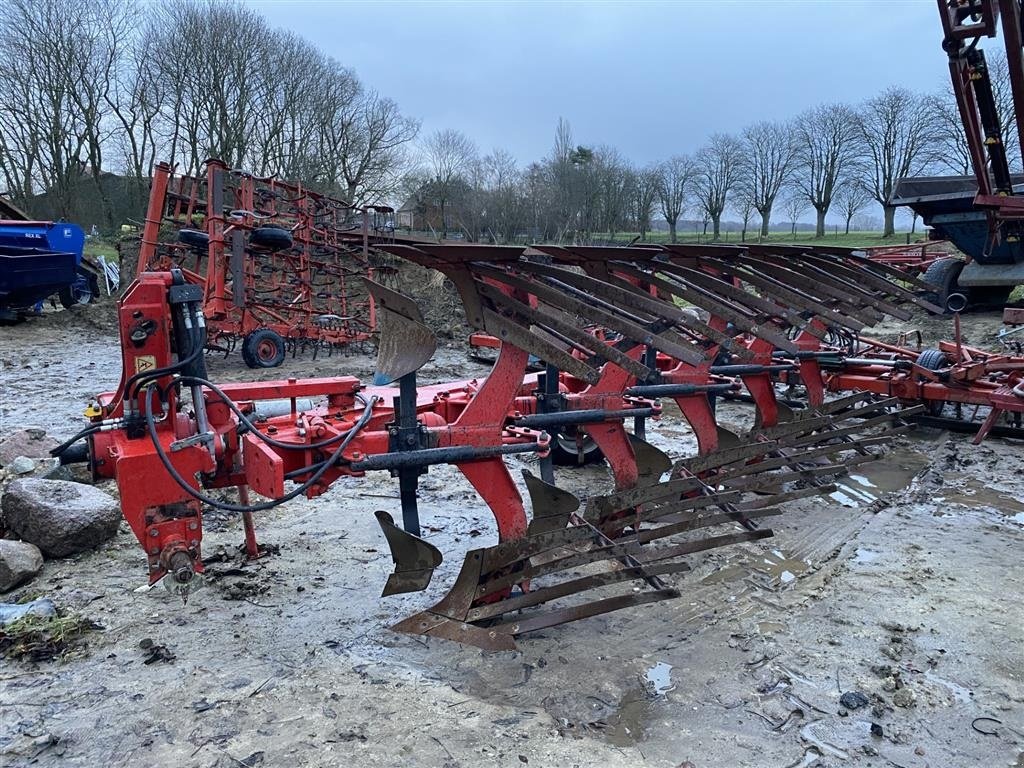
top-left (61, 240), bottom-right (944, 650)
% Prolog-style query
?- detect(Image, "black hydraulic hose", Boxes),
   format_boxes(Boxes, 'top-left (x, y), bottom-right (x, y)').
top-left (143, 386), bottom-right (377, 513)
top-left (125, 323), bottom-right (208, 400)
top-left (49, 425), bottom-right (104, 457)
top-left (176, 375), bottom-right (369, 452)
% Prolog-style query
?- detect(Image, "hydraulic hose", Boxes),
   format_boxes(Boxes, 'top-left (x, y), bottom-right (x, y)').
top-left (124, 323), bottom-right (208, 400)
top-left (176, 375), bottom-right (372, 452)
top-left (143, 386), bottom-right (377, 513)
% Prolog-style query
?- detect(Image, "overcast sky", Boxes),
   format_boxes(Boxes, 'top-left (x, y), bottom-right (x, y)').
top-left (250, 0), bottom-right (946, 167)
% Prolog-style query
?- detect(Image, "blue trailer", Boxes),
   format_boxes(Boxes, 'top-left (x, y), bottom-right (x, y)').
top-left (892, 176), bottom-right (1024, 311)
top-left (0, 219), bottom-right (99, 322)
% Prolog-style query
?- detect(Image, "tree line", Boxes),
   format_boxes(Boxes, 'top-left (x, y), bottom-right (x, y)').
top-left (0, 0), bottom-right (419, 228)
top-left (0, 0), bottom-right (1015, 239)
top-left (412, 53), bottom-right (1020, 243)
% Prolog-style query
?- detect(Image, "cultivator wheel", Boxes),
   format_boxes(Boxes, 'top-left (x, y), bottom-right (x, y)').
top-left (242, 329), bottom-right (286, 369)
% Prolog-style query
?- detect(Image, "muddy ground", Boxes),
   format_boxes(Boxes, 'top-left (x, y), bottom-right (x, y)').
top-left (1, 301), bottom-right (1023, 768)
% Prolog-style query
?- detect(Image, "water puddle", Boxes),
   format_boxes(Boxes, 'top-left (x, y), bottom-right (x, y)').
top-left (757, 620), bottom-right (788, 635)
top-left (754, 549), bottom-right (810, 585)
top-left (701, 548), bottom-right (810, 589)
top-left (853, 547), bottom-right (880, 564)
top-left (830, 446), bottom-right (930, 507)
top-left (604, 661), bottom-right (674, 746)
top-left (700, 563), bottom-right (747, 584)
top-left (938, 478), bottom-right (1024, 519)
top-left (605, 691), bottom-right (653, 746)
top-left (643, 661), bottom-right (675, 696)
top-left (923, 670), bottom-right (973, 703)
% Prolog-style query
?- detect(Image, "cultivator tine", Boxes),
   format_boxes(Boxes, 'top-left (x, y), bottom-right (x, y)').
top-left (374, 511), bottom-right (444, 596)
top-left (363, 278), bottom-right (436, 385)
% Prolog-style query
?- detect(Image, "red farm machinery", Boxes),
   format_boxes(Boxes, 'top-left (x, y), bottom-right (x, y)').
top-left (51, 236), bottom-right (1024, 650)
top-left (137, 159), bottom-right (398, 367)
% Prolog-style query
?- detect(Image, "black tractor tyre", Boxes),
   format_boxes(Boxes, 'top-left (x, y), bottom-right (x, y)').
top-left (178, 229), bottom-right (210, 250)
top-left (921, 257), bottom-right (965, 312)
top-left (916, 348), bottom-right (950, 416)
top-left (240, 340), bottom-right (256, 367)
top-left (549, 428), bottom-right (605, 466)
top-left (249, 226), bottom-right (293, 252)
top-left (242, 329), bottom-right (286, 369)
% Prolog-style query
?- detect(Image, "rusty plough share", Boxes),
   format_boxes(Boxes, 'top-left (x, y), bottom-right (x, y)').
top-left (137, 159), bottom-right (398, 367)
top-left (69, 236), bottom-right (971, 651)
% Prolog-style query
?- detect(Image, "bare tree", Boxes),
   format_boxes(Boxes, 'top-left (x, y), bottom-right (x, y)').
top-left (857, 86), bottom-right (936, 237)
top-left (334, 92), bottom-right (420, 205)
top-left (628, 164), bottom-right (659, 241)
top-left (479, 148), bottom-right (525, 243)
top-left (422, 128), bottom-right (477, 238)
top-left (732, 187), bottom-right (758, 242)
top-left (692, 134), bottom-right (742, 240)
top-left (794, 103), bottom-right (862, 238)
top-left (739, 121), bottom-right (797, 239)
top-left (781, 194), bottom-right (805, 236)
top-left (0, 0), bottom-right (131, 223)
top-left (655, 155), bottom-right (695, 243)
top-left (593, 147), bottom-right (631, 242)
top-left (108, 16), bottom-right (165, 209)
top-left (834, 182), bottom-right (872, 235)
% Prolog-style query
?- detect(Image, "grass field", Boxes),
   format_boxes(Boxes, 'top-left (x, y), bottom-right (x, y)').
top-left (83, 239), bottom-right (118, 260)
top-left (597, 230), bottom-right (920, 249)
top-left (400, 229), bottom-right (922, 250)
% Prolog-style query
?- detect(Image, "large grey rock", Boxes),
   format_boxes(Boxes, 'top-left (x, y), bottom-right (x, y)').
top-left (0, 428), bottom-right (59, 467)
top-left (0, 540), bottom-right (44, 592)
top-left (1, 479), bottom-right (121, 557)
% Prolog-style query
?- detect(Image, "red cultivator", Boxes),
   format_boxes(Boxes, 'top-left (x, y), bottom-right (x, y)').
top-left (60, 237), bottom-right (1021, 650)
top-left (138, 160), bottom-right (396, 368)
top-left (818, 333), bottom-right (1024, 443)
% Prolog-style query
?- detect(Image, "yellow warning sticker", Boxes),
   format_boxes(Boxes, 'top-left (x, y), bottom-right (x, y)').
top-left (134, 355), bottom-right (157, 374)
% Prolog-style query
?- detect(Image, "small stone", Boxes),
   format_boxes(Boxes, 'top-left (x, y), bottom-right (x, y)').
top-left (870, 723), bottom-right (884, 738)
top-left (915, 747), bottom-right (926, 756)
top-left (1, 478), bottom-right (121, 557)
top-left (0, 540), bottom-right (44, 591)
top-left (8, 456), bottom-right (35, 475)
top-left (839, 691), bottom-right (870, 710)
top-left (892, 688), bottom-right (916, 708)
